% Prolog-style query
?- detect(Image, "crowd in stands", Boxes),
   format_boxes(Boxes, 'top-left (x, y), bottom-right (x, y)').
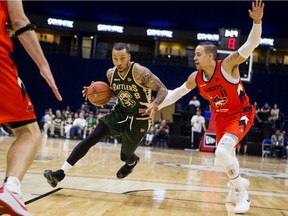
top-left (141, 119), bottom-right (170, 148)
top-left (40, 102), bottom-right (109, 140)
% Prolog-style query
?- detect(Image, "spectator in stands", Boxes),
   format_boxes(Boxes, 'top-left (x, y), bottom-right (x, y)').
top-left (269, 104), bottom-right (280, 129)
top-left (191, 109), bottom-right (206, 150)
top-left (189, 96), bottom-right (201, 108)
top-left (143, 120), bottom-right (157, 146)
top-left (152, 119), bottom-right (170, 148)
top-left (259, 102), bottom-right (271, 121)
top-left (42, 108), bottom-right (53, 138)
top-left (64, 112), bottom-right (74, 139)
top-left (77, 103), bottom-right (89, 118)
top-left (50, 109), bottom-right (64, 138)
top-left (62, 105), bottom-right (71, 117)
top-left (270, 130), bottom-right (285, 158)
top-left (70, 112), bottom-right (86, 139)
top-left (187, 96), bottom-right (200, 115)
top-left (253, 101), bottom-right (262, 125)
top-left (83, 111), bottom-right (98, 139)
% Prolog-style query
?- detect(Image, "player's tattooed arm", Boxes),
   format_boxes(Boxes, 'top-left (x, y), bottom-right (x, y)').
top-left (106, 68), bottom-right (117, 98)
top-left (106, 68), bottom-right (114, 85)
top-left (134, 64), bottom-right (168, 106)
top-left (222, 51), bottom-right (245, 78)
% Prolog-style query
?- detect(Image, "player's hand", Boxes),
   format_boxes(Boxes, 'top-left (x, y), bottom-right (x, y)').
top-left (139, 101), bottom-right (159, 120)
top-left (39, 66), bottom-right (62, 101)
top-left (248, 0), bottom-right (264, 23)
top-left (82, 81), bottom-right (94, 100)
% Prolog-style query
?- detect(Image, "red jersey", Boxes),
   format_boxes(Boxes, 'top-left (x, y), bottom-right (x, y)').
top-left (0, 0), bottom-right (36, 124)
top-left (196, 60), bottom-right (254, 144)
top-left (0, 1), bottom-right (13, 59)
top-left (196, 60), bottom-right (251, 117)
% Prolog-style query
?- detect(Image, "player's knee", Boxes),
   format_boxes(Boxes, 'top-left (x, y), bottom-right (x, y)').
top-left (215, 146), bottom-right (228, 163)
top-left (215, 133), bottom-right (238, 166)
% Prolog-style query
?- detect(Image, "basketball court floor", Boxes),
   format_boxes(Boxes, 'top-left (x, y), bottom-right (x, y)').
top-left (0, 136), bottom-right (287, 215)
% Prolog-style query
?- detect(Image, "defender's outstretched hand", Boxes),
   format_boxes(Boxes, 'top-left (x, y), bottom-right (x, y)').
top-left (139, 101), bottom-right (159, 120)
top-left (249, 0), bottom-right (264, 23)
top-left (40, 66), bottom-right (62, 101)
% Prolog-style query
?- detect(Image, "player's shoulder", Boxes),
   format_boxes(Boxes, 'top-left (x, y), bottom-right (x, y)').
top-left (133, 62), bottom-right (146, 70)
top-left (107, 67), bottom-right (116, 73)
top-left (132, 62), bottom-right (150, 75)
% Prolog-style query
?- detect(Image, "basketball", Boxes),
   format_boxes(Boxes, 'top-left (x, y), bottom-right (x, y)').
top-left (86, 81), bottom-right (112, 106)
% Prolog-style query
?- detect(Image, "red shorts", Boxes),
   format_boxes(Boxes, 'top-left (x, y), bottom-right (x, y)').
top-left (215, 106), bottom-right (255, 147)
top-left (0, 54), bottom-right (36, 124)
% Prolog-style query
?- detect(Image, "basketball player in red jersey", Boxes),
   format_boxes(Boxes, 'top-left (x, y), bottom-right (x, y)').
top-left (141, 0), bottom-right (264, 214)
top-left (0, 1), bottom-right (62, 215)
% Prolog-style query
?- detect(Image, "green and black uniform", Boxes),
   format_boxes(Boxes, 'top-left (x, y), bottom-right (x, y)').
top-left (100, 62), bottom-right (151, 157)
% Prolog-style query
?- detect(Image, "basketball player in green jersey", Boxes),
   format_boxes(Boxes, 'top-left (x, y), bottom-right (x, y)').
top-left (44, 43), bottom-right (168, 187)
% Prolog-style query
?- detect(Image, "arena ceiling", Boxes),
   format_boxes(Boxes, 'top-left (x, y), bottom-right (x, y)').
top-left (23, 1), bottom-right (287, 38)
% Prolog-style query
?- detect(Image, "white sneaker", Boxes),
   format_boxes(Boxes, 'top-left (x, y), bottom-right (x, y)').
top-left (0, 184), bottom-right (31, 216)
top-left (234, 189), bottom-right (251, 214)
top-left (226, 178), bottom-right (250, 203)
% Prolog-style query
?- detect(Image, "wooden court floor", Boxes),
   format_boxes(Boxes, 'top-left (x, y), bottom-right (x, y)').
top-left (0, 136), bottom-right (288, 215)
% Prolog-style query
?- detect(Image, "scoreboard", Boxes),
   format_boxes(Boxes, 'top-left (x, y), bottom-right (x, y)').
top-left (218, 28), bottom-right (240, 51)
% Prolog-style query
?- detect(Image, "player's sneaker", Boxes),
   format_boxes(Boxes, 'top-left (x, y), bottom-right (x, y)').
top-left (0, 184), bottom-right (31, 216)
top-left (234, 188), bottom-right (251, 213)
top-left (116, 156), bottom-right (140, 179)
top-left (43, 169), bottom-right (65, 188)
top-left (226, 178), bottom-right (250, 203)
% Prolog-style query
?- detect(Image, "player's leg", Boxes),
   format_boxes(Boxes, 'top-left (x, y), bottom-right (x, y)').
top-left (216, 109), bottom-right (254, 213)
top-left (116, 119), bottom-right (149, 179)
top-left (43, 121), bottom-right (110, 187)
top-left (6, 121), bottom-right (41, 181)
top-left (1, 120), bottom-right (41, 216)
top-left (215, 133), bottom-right (251, 214)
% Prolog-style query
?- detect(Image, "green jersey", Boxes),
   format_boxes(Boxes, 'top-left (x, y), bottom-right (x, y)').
top-left (85, 117), bottom-right (97, 128)
top-left (111, 62), bottom-right (152, 117)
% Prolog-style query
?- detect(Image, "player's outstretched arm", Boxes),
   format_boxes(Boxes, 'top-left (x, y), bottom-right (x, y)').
top-left (222, 0), bottom-right (264, 74)
top-left (7, 1), bottom-right (62, 101)
top-left (157, 71), bottom-right (197, 110)
top-left (140, 71), bottom-right (197, 118)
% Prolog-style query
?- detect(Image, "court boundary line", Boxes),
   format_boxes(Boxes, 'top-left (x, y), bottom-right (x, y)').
top-left (25, 188), bottom-right (62, 205)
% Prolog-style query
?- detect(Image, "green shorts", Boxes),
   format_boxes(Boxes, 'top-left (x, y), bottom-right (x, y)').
top-left (100, 108), bottom-right (149, 157)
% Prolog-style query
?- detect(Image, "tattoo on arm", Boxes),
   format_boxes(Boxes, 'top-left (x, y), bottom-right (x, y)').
top-left (134, 64), bottom-right (168, 105)
top-left (226, 52), bottom-right (240, 64)
top-left (106, 68), bottom-right (114, 84)
top-left (153, 87), bottom-right (168, 105)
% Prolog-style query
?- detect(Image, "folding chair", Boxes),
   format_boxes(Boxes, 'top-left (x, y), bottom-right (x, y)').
top-left (262, 139), bottom-right (271, 157)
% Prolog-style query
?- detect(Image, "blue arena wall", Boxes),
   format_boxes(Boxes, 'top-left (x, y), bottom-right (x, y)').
top-left (12, 50), bottom-right (287, 121)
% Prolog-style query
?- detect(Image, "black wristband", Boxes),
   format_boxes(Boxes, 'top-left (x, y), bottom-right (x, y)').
top-left (15, 23), bottom-right (36, 37)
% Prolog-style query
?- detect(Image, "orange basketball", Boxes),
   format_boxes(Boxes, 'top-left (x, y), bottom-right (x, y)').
top-left (87, 81), bottom-right (112, 106)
